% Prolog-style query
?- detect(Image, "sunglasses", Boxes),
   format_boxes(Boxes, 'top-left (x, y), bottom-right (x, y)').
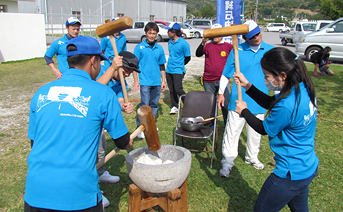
top-left (249, 32), bottom-right (261, 40)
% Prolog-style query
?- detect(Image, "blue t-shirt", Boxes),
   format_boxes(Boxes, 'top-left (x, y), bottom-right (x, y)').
top-left (263, 82), bottom-right (319, 180)
top-left (134, 40), bottom-right (166, 86)
top-left (100, 33), bottom-right (127, 67)
top-left (25, 68), bottom-right (128, 210)
top-left (45, 34), bottom-right (71, 74)
top-left (166, 37), bottom-right (191, 74)
top-left (96, 64), bottom-right (127, 98)
top-left (222, 41), bottom-right (274, 114)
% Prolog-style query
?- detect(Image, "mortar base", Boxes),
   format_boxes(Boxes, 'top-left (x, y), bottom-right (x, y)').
top-left (128, 179), bottom-right (188, 212)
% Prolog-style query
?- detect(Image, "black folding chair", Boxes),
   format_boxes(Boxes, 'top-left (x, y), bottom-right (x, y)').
top-left (174, 90), bottom-right (218, 168)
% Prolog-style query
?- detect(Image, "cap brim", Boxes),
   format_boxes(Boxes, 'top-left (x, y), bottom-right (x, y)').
top-left (245, 26), bottom-right (261, 39)
top-left (165, 27), bottom-right (171, 30)
top-left (100, 54), bottom-right (108, 61)
top-left (122, 64), bottom-right (140, 73)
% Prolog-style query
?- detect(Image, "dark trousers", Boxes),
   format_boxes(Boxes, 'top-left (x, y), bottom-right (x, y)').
top-left (203, 81), bottom-right (230, 126)
top-left (166, 73), bottom-right (185, 108)
top-left (24, 201), bottom-right (103, 212)
top-left (254, 168), bottom-right (318, 212)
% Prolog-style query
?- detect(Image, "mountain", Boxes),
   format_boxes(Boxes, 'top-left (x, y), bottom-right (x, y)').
top-left (186, 0), bottom-right (327, 20)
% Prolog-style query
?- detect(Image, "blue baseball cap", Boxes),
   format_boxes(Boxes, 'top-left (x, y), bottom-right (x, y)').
top-left (166, 23), bottom-right (181, 30)
top-left (66, 36), bottom-right (107, 61)
top-left (244, 20), bottom-right (261, 39)
top-left (66, 17), bottom-right (81, 26)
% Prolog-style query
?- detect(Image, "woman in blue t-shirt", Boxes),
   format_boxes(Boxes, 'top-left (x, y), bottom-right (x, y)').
top-left (234, 47), bottom-right (319, 212)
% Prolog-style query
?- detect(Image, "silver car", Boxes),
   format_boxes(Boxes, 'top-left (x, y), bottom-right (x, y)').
top-left (295, 17), bottom-right (343, 62)
top-left (122, 21), bottom-right (169, 43)
top-left (184, 23), bottom-right (204, 38)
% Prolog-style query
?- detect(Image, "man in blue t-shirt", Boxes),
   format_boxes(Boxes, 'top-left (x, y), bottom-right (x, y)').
top-left (25, 36), bottom-right (133, 211)
top-left (165, 23), bottom-right (191, 114)
top-left (133, 22), bottom-right (166, 139)
top-left (45, 17), bottom-right (81, 79)
top-left (100, 17), bottom-right (127, 70)
top-left (95, 51), bottom-right (139, 207)
top-left (217, 20), bottom-right (274, 178)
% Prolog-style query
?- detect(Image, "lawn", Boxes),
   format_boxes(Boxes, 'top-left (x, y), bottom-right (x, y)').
top-left (0, 58), bottom-right (342, 211)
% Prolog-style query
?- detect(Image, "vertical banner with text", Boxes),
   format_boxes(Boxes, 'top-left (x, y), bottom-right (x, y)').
top-left (216, 0), bottom-right (242, 43)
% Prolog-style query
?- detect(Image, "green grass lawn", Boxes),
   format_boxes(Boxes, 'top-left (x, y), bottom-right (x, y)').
top-left (0, 58), bottom-right (342, 211)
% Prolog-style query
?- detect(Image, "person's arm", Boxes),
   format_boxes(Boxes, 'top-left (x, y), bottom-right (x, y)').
top-left (112, 132), bottom-right (132, 149)
top-left (48, 62), bottom-right (63, 79)
top-left (160, 64), bottom-right (166, 91)
top-left (245, 85), bottom-right (275, 109)
top-left (196, 43), bottom-right (205, 57)
top-left (233, 72), bottom-right (275, 109)
top-left (241, 109), bottom-right (267, 135)
top-left (133, 71), bottom-right (140, 92)
top-left (45, 54), bottom-right (62, 79)
top-left (184, 56), bottom-right (191, 65)
top-left (217, 75), bottom-right (230, 110)
top-left (96, 56), bottom-right (123, 85)
top-left (118, 97), bottom-right (134, 114)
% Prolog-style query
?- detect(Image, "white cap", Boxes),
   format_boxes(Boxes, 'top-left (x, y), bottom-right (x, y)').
top-left (243, 20), bottom-right (261, 39)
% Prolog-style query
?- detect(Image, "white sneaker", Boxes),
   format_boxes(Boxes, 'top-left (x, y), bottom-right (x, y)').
top-left (102, 194), bottom-right (110, 208)
top-left (170, 106), bottom-right (178, 114)
top-left (99, 171), bottom-right (120, 183)
top-left (219, 166), bottom-right (231, 178)
top-left (245, 159), bottom-right (265, 170)
top-left (137, 131), bottom-right (145, 139)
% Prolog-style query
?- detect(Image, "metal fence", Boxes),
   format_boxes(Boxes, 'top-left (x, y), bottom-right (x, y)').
top-left (45, 7), bottom-right (112, 45)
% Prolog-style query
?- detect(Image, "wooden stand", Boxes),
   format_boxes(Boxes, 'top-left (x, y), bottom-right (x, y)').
top-left (129, 179), bottom-right (188, 212)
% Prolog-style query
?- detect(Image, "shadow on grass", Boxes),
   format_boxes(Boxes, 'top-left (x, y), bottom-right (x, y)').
top-left (195, 153), bottom-right (258, 211)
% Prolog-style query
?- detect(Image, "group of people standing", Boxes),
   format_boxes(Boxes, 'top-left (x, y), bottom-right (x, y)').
top-left (25, 16), bottom-right (320, 212)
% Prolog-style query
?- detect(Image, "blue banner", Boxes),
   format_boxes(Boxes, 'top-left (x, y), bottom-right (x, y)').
top-left (217, 0), bottom-right (242, 43)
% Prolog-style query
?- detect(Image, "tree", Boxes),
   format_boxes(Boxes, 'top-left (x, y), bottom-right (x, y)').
top-left (315, 0), bottom-right (343, 20)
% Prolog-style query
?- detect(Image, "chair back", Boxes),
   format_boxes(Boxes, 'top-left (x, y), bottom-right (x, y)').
top-left (182, 91), bottom-right (216, 121)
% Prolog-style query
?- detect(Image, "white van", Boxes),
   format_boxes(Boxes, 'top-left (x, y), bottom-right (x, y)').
top-left (266, 23), bottom-right (290, 32)
top-left (295, 17), bottom-right (343, 62)
top-left (185, 19), bottom-right (216, 29)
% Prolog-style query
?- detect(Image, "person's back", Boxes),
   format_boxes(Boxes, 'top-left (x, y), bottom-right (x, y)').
top-left (25, 36), bottom-right (131, 211)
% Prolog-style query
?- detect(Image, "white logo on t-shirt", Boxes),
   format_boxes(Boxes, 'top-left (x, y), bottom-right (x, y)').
top-left (58, 41), bottom-right (65, 45)
top-left (37, 86), bottom-right (90, 117)
top-left (303, 101), bottom-right (316, 126)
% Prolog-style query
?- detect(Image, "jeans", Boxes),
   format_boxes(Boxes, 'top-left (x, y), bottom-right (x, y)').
top-left (203, 81), bottom-right (230, 126)
top-left (254, 168), bottom-right (318, 212)
top-left (166, 73), bottom-right (185, 108)
top-left (136, 85), bottom-right (161, 127)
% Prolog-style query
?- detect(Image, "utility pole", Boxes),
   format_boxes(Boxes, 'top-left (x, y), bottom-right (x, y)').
top-left (254, 0), bottom-right (258, 21)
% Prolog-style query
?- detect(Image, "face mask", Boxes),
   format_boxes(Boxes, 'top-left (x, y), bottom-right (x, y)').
top-left (264, 78), bottom-right (282, 92)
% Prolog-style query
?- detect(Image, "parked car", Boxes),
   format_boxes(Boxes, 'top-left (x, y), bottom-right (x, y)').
top-left (279, 22), bottom-right (319, 46)
top-left (168, 22), bottom-right (195, 39)
top-left (314, 20), bottom-right (334, 31)
top-left (154, 20), bottom-right (171, 27)
top-left (295, 17), bottom-right (343, 62)
top-left (122, 21), bottom-right (168, 42)
top-left (266, 23), bottom-right (291, 32)
top-left (185, 19), bottom-right (216, 29)
top-left (184, 23), bottom-right (204, 38)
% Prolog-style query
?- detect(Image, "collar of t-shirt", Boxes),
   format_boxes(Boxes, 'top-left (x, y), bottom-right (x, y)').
top-left (66, 34), bottom-right (73, 40)
top-left (250, 44), bottom-right (261, 52)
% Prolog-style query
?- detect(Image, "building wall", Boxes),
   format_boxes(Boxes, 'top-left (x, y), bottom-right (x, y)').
top-left (0, 1), bottom-right (19, 12)
top-left (41, 0), bottom-right (186, 24)
top-left (0, 13), bottom-right (46, 62)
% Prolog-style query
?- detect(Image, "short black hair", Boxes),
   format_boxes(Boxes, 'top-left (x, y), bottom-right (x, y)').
top-left (67, 44), bottom-right (100, 67)
top-left (169, 28), bottom-right (182, 37)
top-left (144, 22), bottom-right (159, 33)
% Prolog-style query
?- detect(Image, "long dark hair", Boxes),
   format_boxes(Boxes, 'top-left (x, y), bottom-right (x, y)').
top-left (261, 47), bottom-right (316, 111)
